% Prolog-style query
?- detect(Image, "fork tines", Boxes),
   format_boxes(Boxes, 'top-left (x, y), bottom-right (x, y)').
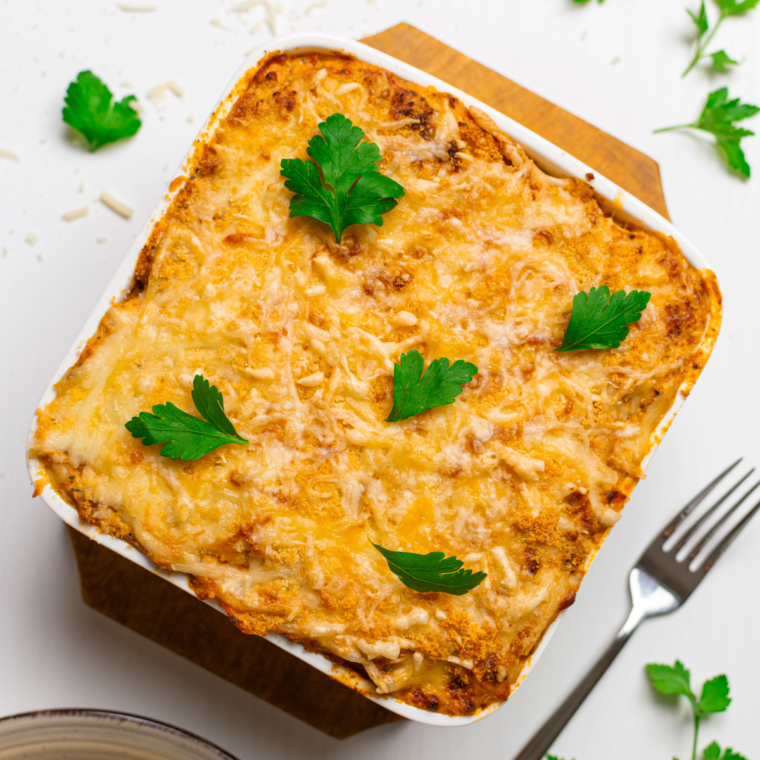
top-left (641, 459), bottom-right (760, 598)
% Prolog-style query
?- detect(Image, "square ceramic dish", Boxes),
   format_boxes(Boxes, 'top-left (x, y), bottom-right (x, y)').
top-left (27, 32), bottom-right (718, 727)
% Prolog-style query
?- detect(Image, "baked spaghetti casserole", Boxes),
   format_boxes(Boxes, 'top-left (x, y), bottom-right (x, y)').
top-left (32, 51), bottom-right (721, 717)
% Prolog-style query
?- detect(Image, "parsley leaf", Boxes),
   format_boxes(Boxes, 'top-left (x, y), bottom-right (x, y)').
top-left (687, 0), bottom-right (710, 36)
top-left (386, 349), bottom-right (478, 422)
top-left (704, 743), bottom-right (748, 760)
top-left (710, 50), bottom-right (739, 72)
top-left (655, 87), bottom-right (760, 178)
top-left (556, 286), bottom-right (651, 352)
top-left (125, 374), bottom-right (248, 461)
top-left (646, 661), bottom-right (742, 760)
top-left (646, 661), bottom-right (695, 699)
top-left (718, 0), bottom-right (760, 16)
top-left (63, 71), bottom-right (141, 152)
top-left (280, 113), bottom-right (404, 243)
top-left (699, 675), bottom-right (732, 714)
top-left (371, 542), bottom-right (487, 595)
top-left (683, 0), bottom-right (758, 76)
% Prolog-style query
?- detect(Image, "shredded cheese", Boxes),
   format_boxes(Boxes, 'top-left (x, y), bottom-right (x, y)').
top-left (100, 191), bottom-right (134, 219)
top-left (33, 51), bottom-right (720, 718)
top-left (116, 2), bottom-right (157, 11)
top-left (62, 206), bottom-right (90, 222)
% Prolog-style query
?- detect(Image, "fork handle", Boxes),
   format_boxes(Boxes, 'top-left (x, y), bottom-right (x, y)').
top-left (513, 606), bottom-right (646, 760)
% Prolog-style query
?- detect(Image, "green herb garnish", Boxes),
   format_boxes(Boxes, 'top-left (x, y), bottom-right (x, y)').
top-left (556, 286), bottom-right (651, 352)
top-left (709, 49), bottom-right (740, 72)
top-left (703, 743), bottom-right (748, 760)
top-left (683, 0), bottom-right (759, 77)
top-left (655, 87), bottom-right (759, 178)
top-left (63, 71), bottom-right (141, 152)
top-left (646, 661), bottom-right (742, 760)
top-left (125, 374), bottom-right (248, 461)
top-left (546, 659), bottom-right (746, 760)
top-left (280, 113), bottom-right (404, 243)
top-left (371, 542), bottom-right (487, 595)
top-left (386, 349), bottom-right (477, 422)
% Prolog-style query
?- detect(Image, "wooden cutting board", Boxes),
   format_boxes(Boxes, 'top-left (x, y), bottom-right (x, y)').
top-left (67, 23), bottom-right (671, 742)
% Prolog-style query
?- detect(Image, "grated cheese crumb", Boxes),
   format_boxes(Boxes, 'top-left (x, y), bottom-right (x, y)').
top-left (0, 148), bottom-right (20, 162)
top-left (147, 81), bottom-right (184, 105)
top-left (246, 367), bottom-right (276, 381)
top-left (26, 232), bottom-right (39, 245)
top-left (297, 371), bottom-right (325, 387)
top-left (116, 2), bottom-right (157, 11)
top-left (62, 206), bottom-right (90, 222)
top-left (100, 191), bottom-right (134, 219)
top-left (234, 0), bottom-right (283, 34)
top-left (97, 237), bottom-right (109, 244)
top-left (390, 311), bottom-right (417, 327)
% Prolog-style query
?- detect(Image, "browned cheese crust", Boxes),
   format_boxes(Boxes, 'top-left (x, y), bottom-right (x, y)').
top-left (32, 51), bottom-right (721, 716)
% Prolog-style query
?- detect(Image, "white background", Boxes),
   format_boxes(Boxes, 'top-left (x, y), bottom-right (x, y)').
top-left (2, 1), bottom-right (760, 758)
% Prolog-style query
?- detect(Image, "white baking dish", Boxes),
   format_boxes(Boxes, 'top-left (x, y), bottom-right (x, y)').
top-left (27, 32), bottom-right (718, 728)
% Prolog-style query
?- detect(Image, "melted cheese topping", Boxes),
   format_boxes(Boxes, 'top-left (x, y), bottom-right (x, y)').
top-left (33, 52), bottom-right (721, 717)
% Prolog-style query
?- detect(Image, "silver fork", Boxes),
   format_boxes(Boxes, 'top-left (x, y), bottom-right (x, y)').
top-left (514, 459), bottom-right (760, 760)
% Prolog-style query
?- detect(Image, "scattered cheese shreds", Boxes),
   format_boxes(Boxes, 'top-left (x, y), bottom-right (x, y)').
top-left (234, 0), bottom-right (283, 34)
top-left (148, 81), bottom-right (184, 105)
top-left (100, 191), bottom-right (134, 219)
top-left (210, 18), bottom-right (230, 30)
top-left (97, 237), bottom-right (109, 244)
top-left (0, 148), bottom-right (21, 162)
top-left (26, 232), bottom-right (39, 245)
top-left (306, 0), bottom-right (327, 14)
top-left (63, 206), bottom-right (90, 222)
top-left (116, 2), bottom-right (157, 11)
top-left (2, 246), bottom-right (9, 258)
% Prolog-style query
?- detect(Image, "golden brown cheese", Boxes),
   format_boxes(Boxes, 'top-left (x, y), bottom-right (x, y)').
top-left (32, 51), bottom-right (721, 716)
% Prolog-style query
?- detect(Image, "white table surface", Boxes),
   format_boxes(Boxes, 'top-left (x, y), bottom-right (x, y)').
top-left (2, 0), bottom-right (759, 757)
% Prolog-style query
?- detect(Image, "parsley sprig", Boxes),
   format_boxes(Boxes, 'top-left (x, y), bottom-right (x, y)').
top-left (683, 0), bottom-right (759, 77)
top-left (655, 87), bottom-right (759, 178)
top-left (556, 287), bottom-right (651, 352)
top-left (280, 113), bottom-right (404, 243)
top-left (546, 659), bottom-right (745, 760)
top-left (386, 349), bottom-right (478, 422)
top-left (646, 661), bottom-right (743, 760)
top-left (63, 71), bottom-right (142, 152)
top-left (125, 374), bottom-right (248, 461)
top-left (371, 542), bottom-right (487, 595)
